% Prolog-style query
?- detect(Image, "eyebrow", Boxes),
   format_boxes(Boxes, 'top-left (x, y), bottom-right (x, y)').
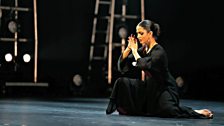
top-left (137, 31), bottom-right (143, 34)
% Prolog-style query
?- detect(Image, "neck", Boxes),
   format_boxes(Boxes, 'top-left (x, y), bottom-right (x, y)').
top-left (148, 39), bottom-right (157, 49)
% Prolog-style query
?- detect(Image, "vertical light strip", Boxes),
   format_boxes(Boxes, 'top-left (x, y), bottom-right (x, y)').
top-left (33, 0), bottom-right (38, 83)
top-left (141, 0), bottom-right (145, 20)
top-left (108, 0), bottom-right (115, 84)
top-left (141, 0), bottom-right (145, 81)
top-left (121, 1), bottom-right (126, 53)
top-left (14, 0), bottom-right (18, 57)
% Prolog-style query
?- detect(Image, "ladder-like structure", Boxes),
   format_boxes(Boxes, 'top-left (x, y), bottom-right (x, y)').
top-left (89, 0), bottom-right (145, 85)
top-left (0, 0), bottom-right (44, 84)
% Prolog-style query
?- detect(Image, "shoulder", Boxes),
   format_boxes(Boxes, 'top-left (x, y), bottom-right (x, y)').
top-left (151, 44), bottom-right (168, 59)
top-left (153, 44), bottom-right (166, 54)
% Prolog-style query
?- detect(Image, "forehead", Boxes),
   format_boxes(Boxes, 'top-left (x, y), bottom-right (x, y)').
top-left (136, 26), bottom-right (146, 32)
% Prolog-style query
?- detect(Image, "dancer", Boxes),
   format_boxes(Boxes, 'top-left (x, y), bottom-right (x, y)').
top-left (106, 19), bottom-right (213, 119)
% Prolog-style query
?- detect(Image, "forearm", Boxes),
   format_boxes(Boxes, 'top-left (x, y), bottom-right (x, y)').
top-left (132, 49), bottom-right (141, 61)
top-left (121, 47), bottom-right (131, 60)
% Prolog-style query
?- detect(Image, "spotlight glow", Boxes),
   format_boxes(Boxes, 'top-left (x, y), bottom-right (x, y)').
top-left (118, 27), bottom-right (128, 39)
top-left (5, 53), bottom-right (13, 62)
top-left (23, 54), bottom-right (31, 63)
top-left (8, 20), bottom-right (17, 33)
top-left (73, 74), bottom-right (82, 86)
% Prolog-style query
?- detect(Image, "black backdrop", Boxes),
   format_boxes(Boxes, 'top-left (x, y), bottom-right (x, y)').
top-left (1, 0), bottom-right (223, 100)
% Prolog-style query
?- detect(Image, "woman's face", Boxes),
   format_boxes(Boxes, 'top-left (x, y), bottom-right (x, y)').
top-left (136, 25), bottom-right (151, 45)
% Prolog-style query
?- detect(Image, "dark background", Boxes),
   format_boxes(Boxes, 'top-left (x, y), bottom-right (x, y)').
top-left (0, 0), bottom-right (223, 101)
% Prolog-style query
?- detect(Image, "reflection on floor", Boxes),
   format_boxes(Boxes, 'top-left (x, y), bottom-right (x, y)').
top-left (0, 98), bottom-right (223, 126)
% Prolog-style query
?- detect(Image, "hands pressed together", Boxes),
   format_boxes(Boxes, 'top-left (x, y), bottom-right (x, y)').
top-left (127, 34), bottom-right (138, 51)
top-left (126, 34), bottom-right (141, 61)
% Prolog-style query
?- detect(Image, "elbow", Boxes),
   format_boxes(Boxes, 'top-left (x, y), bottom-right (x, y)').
top-left (136, 58), bottom-right (151, 70)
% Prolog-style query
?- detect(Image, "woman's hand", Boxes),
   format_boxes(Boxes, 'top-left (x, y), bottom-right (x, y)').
top-left (121, 34), bottom-right (137, 60)
top-left (127, 34), bottom-right (138, 51)
top-left (128, 34), bottom-right (141, 60)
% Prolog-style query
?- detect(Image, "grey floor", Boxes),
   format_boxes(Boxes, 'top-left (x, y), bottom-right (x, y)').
top-left (0, 98), bottom-right (223, 126)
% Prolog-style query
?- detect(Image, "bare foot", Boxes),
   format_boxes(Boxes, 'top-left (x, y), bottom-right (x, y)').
top-left (194, 109), bottom-right (213, 118)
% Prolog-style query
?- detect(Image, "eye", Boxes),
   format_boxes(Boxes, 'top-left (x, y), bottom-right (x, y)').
top-left (136, 31), bottom-right (144, 36)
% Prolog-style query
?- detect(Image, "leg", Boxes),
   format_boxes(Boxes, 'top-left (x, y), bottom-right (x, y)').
top-left (158, 90), bottom-right (213, 118)
top-left (194, 109), bottom-right (213, 119)
top-left (106, 77), bottom-right (127, 114)
top-left (106, 77), bottom-right (143, 115)
top-left (106, 78), bottom-right (121, 114)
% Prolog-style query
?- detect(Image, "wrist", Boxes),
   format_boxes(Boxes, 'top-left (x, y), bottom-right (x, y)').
top-left (132, 48), bottom-right (138, 52)
top-left (132, 50), bottom-right (140, 61)
top-left (126, 46), bottom-right (131, 51)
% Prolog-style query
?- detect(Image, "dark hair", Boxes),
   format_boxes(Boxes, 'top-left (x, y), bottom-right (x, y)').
top-left (137, 20), bottom-right (160, 40)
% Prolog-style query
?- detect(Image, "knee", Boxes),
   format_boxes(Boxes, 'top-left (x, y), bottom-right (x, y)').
top-left (116, 77), bottom-right (126, 83)
top-left (114, 77), bottom-right (129, 86)
top-left (158, 105), bottom-right (180, 117)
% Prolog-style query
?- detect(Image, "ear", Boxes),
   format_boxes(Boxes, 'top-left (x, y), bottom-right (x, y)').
top-left (148, 31), bottom-right (153, 37)
top-left (150, 31), bottom-right (153, 36)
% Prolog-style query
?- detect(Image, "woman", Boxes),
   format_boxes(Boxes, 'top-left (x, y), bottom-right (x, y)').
top-left (106, 19), bottom-right (213, 119)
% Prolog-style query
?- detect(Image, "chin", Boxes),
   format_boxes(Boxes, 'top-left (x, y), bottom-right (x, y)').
top-left (140, 42), bottom-right (145, 45)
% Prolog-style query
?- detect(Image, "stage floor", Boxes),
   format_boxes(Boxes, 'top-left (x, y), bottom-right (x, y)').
top-left (0, 98), bottom-right (223, 126)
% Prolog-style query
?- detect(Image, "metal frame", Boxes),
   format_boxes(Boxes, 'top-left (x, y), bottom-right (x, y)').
top-left (0, 0), bottom-right (39, 83)
top-left (89, 0), bottom-right (145, 85)
top-left (107, 0), bottom-right (145, 84)
top-left (33, 0), bottom-right (38, 83)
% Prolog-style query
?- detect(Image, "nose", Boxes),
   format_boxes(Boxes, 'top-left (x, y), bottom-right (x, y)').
top-left (137, 35), bottom-right (141, 40)
top-left (137, 34), bottom-right (140, 38)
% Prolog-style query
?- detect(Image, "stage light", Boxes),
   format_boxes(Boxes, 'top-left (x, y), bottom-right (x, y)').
top-left (5, 53), bottom-right (13, 62)
top-left (8, 20), bottom-right (17, 33)
top-left (23, 54), bottom-right (31, 63)
top-left (176, 76), bottom-right (184, 88)
top-left (118, 26), bottom-right (128, 39)
top-left (117, 24), bottom-right (128, 52)
top-left (69, 74), bottom-right (85, 96)
top-left (73, 74), bottom-right (82, 87)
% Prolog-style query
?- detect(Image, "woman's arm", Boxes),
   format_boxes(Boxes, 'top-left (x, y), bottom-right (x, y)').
top-left (121, 47), bottom-right (132, 60)
top-left (117, 47), bottom-right (134, 73)
top-left (132, 48), bottom-right (141, 61)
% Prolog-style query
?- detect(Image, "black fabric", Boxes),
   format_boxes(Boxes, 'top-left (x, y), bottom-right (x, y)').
top-left (109, 44), bottom-right (208, 118)
top-left (106, 99), bottom-right (117, 114)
